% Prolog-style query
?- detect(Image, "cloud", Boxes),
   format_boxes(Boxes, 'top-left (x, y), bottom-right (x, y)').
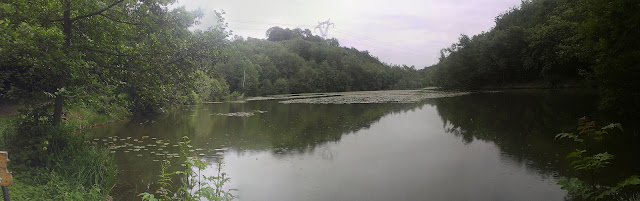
top-left (175, 0), bottom-right (522, 68)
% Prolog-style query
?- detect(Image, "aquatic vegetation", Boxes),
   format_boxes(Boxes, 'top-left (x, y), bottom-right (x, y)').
top-left (555, 117), bottom-right (640, 200)
top-left (215, 110), bottom-right (268, 117)
top-left (139, 136), bottom-right (236, 201)
top-left (279, 90), bottom-right (468, 104)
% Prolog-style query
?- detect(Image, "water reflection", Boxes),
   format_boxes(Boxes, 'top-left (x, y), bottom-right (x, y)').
top-left (430, 89), bottom-right (640, 195)
top-left (92, 100), bottom-right (426, 199)
top-left (431, 90), bottom-right (600, 178)
top-left (91, 90), bottom-right (638, 201)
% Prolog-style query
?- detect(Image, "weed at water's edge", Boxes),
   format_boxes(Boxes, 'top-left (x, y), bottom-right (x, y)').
top-left (556, 117), bottom-right (640, 200)
top-left (140, 136), bottom-right (237, 201)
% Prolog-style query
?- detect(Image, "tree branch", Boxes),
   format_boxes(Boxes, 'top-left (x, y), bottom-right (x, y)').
top-left (98, 13), bottom-right (143, 26)
top-left (70, 0), bottom-right (125, 22)
top-left (142, 55), bottom-right (189, 73)
top-left (77, 46), bottom-right (183, 61)
top-left (77, 46), bottom-right (137, 57)
top-left (49, 0), bottom-right (125, 22)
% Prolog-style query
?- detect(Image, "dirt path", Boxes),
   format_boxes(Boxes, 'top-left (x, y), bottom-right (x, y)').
top-left (0, 102), bottom-right (18, 118)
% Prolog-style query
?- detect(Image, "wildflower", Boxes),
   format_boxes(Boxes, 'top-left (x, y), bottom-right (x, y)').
top-left (44, 141), bottom-right (49, 145)
top-left (43, 146), bottom-right (48, 151)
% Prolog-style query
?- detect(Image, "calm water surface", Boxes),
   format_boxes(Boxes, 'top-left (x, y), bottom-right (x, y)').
top-left (91, 89), bottom-right (639, 201)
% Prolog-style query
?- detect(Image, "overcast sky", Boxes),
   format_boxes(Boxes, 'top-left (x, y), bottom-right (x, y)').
top-left (174, 0), bottom-right (523, 68)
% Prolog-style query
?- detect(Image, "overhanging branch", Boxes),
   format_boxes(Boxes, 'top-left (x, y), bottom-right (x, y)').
top-left (98, 13), bottom-right (143, 26)
top-left (70, 0), bottom-right (125, 22)
top-left (50, 0), bottom-right (125, 22)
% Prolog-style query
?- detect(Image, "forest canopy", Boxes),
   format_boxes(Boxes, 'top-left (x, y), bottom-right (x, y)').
top-left (422, 0), bottom-right (640, 115)
top-left (214, 27), bottom-right (424, 97)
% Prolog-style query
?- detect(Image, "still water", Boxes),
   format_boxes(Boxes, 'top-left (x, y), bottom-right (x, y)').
top-left (91, 89), bottom-right (638, 201)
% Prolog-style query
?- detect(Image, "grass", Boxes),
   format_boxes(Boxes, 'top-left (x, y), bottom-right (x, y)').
top-left (0, 100), bottom-right (129, 200)
top-left (65, 103), bottom-right (130, 130)
top-left (10, 167), bottom-right (107, 201)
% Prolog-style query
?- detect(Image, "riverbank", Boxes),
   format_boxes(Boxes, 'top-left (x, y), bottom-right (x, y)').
top-left (0, 103), bottom-right (129, 200)
top-left (472, 79), bottom-right (592, 90)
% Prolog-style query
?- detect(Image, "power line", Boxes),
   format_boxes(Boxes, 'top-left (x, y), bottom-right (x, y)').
top-left (314, 19), bottom-right (334, 38)
top-left (332, 28), bottom-right (427, 54)
top-left (228, 27), bottom-right (270, 31)
top-left (224, 19), bottom-right (427, 56)
top-left (227, 20), bottom-right (313, 29)
top-left (331, 30), bottom-right (425, 56)
top-left (332, 31), bottom-right (426, 56)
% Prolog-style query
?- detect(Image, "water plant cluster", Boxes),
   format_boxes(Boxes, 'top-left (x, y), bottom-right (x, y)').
top-left (90, 135), bottom-right (225, 162)
top-left (556, 117), bottom-right (640, 200)
top-left (139, 136), bottom-right (236, 201)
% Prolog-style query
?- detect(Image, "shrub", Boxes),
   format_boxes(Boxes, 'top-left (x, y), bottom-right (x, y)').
top-left (1, 105), bottom-right (116, 197)
top-left (555, 117), bottom-right (640, 200)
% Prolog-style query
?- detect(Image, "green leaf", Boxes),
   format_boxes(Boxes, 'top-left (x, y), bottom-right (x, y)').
top-left (595, 175), bottom-right (640, 200)
top-left (566, 149), bottom-right (586, 159)
top-left (601, 123), bottom-right (623, 132)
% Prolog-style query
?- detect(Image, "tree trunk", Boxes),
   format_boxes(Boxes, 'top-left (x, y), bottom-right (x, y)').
top-left (52, 91), bottom-right (64, 126)
top-left (53, 0), bottom-right (71, 126)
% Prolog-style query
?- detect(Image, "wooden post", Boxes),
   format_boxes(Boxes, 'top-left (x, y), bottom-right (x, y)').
top-left (0, 151), bottom-right (11, 201)
top-left (0, 151), bottom-right (12, 187)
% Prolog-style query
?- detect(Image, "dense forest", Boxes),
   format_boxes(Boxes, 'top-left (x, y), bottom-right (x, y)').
top-left (0, 1), bottom-right (423, 199)
top-left (215, 27), bottom-right (423, 97)
top-left (422, 0), bottom-right (640, 115)
top-left (0, 4), bottom-right (423, 119)
top-left (1, 0), bottom-right (639, 199)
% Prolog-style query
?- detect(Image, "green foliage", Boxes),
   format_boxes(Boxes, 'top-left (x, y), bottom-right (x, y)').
top-left (229, 91), bottom-right (244, 101)
top-left (569, 151), bottom-right (613, 172)
top-left (426, 0), bottom-right (640, 116)
top-left (0, 99), bottom-right (121, 199)
top-left (0, 107), bottom-right (116, 200)
top-left (555, 117), bottom-right (638, 200)
top-left (0, 0), bottom-right (229, 119)
top-left (11, 170), bottom-right (106, 201)
top-left (1, 106), bottom-right (68, 167)
top-left (213, 29), bottom-right (423, 97)
top-left (597, 176), bottom-right (640, 200)
top-left (59, 145), bottom-right (117, 192)
top-left (555, 116), bottom-right (623, 142)
top-left (558, 177), bottom-right (596, 200)
top-left (558, 175), bottom-right (640, 200)
top-left (140, 136), bottom-right (236, 201)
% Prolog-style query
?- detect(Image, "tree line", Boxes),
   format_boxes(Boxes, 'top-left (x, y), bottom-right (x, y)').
top-left (0, 0), bottom-right (230, 119)
top-left (1, 2), bottom-right (424, 120)
top-left (212, 26), bottom-right (424, 98)
top-left (422, 0), bottom-right (640, 115)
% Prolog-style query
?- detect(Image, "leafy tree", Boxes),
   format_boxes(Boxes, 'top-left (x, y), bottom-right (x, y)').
top-left (0, 0), bottom-right (228, 122)
top-left (425, 0), bottom-right (640, 116)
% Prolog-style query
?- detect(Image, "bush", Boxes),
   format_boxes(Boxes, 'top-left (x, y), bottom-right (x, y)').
top-left (0, 106), bottom-right (116, 198)
top-left (1, 106), bottom-right (65, 167)
top-left (229, 91), bottom-right (244, 101)
top-left (210, 78), bottom-right (230, 101)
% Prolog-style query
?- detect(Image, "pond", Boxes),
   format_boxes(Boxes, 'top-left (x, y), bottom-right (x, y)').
top-left (90, 89), bottom-right (639, 201)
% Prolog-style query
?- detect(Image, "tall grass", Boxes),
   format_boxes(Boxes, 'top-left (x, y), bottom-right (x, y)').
top-left (0, 105), bottom-right (119, 200)
top-left (11, 169), bottom-right (106, 201)
top-left (140, 136), bottom-right (237, 201)
top-left (57, 144), bottom-right (117, 192)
